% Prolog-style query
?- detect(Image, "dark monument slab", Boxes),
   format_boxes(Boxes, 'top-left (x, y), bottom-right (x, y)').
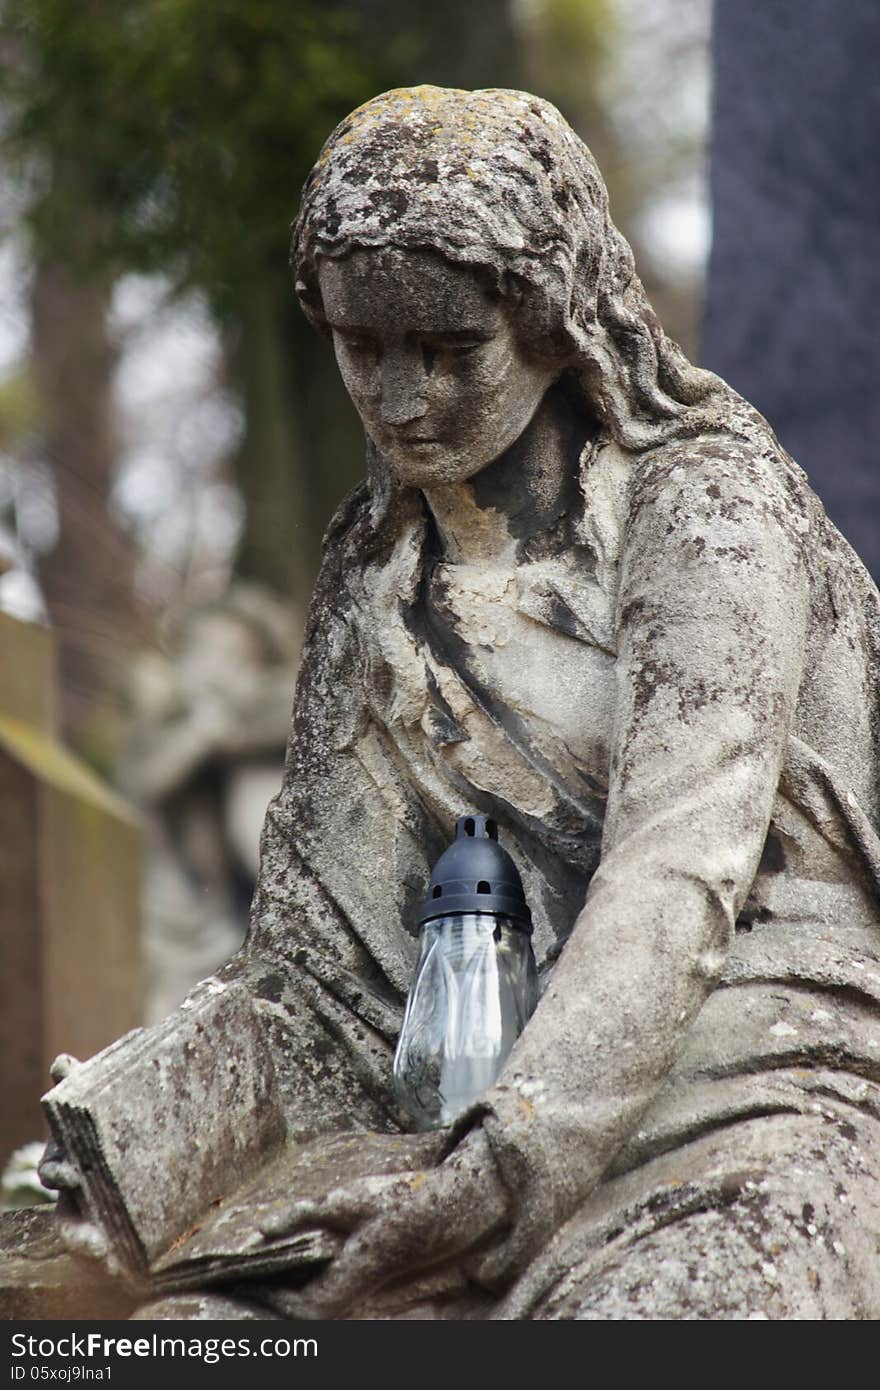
top-left (704, 0), bottom-right (880, 580)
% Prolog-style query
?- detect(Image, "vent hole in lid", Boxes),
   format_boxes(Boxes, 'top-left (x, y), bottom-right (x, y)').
top-left (432, 885), bottom-right (442, 899)
top-left (486, 818), bottom-right (498, 841)
top-left (477, 880), bottom-right (491, 894)
top-left (464, 818), bottom-right (475, 836)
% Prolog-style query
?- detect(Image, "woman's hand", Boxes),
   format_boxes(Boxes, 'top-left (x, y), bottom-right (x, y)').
top-left (258, 1126), bottom-right (510, 1318)
top-left (37, 1054), bottom-right (82, 1193)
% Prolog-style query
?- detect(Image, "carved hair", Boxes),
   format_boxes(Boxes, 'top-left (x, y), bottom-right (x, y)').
top-left (292, 85), bottom-right (724, 454)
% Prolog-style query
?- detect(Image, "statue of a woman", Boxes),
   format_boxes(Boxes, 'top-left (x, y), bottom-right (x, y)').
top-left (45, 87), bottom-right (880, 1320)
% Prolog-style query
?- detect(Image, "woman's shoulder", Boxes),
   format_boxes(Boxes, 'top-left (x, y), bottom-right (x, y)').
top-left (621, 407), bottom-right (834, 573)
top-left (320, 480), bottom-right (425, 565)
top-left (321, 481), bottom-right (372, 555)
top-left (623, 414), bottom-right (880, 654)
top-left (631, 408), bottom-right (803, 507)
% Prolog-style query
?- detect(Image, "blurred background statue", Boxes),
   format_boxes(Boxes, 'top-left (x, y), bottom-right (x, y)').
top-left (120, 583), bottom-right (298, 1021)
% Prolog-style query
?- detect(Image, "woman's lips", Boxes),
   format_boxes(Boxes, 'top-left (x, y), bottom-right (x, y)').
top-left (389, 431), bottom-right (439, 447)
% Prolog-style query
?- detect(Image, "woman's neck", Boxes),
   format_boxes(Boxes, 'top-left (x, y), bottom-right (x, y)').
top-left (422, 378), bottom-right (594, 568)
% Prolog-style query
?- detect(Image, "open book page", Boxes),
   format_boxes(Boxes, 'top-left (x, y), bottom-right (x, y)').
top-left (42, 974), bottom-right (286, 1277)
top-left (150, 1130), bottom-right (445, 1290)
top-left (42, 975), bottom-right (447, 1292)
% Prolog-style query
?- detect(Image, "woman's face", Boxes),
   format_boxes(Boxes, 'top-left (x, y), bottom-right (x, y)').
top-left (318, 247), bottom-right (560, 487)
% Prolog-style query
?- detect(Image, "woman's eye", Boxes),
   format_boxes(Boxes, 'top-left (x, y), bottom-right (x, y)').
top-left (423, 338), bottom-right (485, 358)
top-left (420, 338), bottom-right (484, 374)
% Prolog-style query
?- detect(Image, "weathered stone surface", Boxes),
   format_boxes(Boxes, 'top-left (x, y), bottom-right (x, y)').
top-left (499, 1105), bottom-right (880, 1320)
top-left (0, 1208), bottom-right (135, 1320)
top-left (39, 87), bottom-right (880, 1320)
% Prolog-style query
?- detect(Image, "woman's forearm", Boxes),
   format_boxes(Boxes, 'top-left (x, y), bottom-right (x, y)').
top-left (468, 445), bottom-right (813, 1281)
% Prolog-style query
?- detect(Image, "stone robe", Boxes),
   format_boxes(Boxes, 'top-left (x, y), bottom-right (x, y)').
top-left (211, 386), bottom-right (880, 1319)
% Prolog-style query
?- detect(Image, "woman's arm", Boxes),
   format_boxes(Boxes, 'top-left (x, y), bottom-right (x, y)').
top-left (266, 446), bottom-right (814, 1315)
top-left (469, 444), bottom-right (812, 1284)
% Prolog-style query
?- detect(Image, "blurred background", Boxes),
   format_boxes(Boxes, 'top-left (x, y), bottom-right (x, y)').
top-left (0, 0), bottom-right (877, 1181)
top-left (0, 0), bottom-right (712, 1029)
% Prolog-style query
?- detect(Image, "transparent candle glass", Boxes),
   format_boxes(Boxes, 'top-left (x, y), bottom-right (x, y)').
top-left (392, 911), bottom-right (538, 1130)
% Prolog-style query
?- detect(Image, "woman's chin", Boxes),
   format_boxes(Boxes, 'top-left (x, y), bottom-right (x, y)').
top-left (382, 445), bottom-right (484, 490)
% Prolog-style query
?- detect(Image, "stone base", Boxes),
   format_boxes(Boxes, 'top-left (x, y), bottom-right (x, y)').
top-left (0, 1208), bottom-right (136, 1320)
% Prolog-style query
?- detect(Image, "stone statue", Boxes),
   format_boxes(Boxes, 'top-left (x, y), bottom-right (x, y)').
top-left (43, 87), bottom-right (880, 1320)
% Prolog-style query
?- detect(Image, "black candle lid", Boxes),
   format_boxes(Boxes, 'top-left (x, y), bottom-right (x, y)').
top-left (418, 814), bottom-right (532, 930)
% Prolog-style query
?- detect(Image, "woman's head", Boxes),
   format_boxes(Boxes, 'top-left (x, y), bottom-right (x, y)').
top-left (316, 244), bottom-right (560, 487)
top-left (292, 86), bottom-right (718, 458)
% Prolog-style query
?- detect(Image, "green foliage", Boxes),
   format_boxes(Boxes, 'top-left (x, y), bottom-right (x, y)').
top-left (533, 0), bottom-right (612, 69)
top-left (0, 370), bottom-right (39, 450)
top-left (0, 0), bottom-right (627, 602)
top-left (2, 0), bottom-right (385, 310)
top-left (515, 0), bottom-right (614, 128)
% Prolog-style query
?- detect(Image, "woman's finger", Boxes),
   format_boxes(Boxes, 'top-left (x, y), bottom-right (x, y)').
top-left (279, 1194), bottom-right (464, 1319)
top-left (37, 1136), bottom-right (81, 1192)
top-left (49, 1054), bottom-right (81, 1084)
top-left (281, 1151), bottom-right (506, 1318)
top-left (258, 1170), bottom-right (415, 1240)
top-left (278, 1220), bottom-right (419, 1318)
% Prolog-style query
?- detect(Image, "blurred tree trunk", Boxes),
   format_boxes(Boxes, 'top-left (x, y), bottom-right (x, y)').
top-left (228, 0), bottom-right (525, 610)
top-left (394, 0), bottom-right (523, 88)
top-left (228, 280), bottom-right (309, 601)
top-left (229, 274), bottom-right (364, 608)
top-left (30, 201), bottom-right (140, 763)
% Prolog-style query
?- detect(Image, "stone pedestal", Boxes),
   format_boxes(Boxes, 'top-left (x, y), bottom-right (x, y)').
top-left (0, 610), bottom-right (142, 1154)
top-left (0, 1208), bottom-right (135, 1320)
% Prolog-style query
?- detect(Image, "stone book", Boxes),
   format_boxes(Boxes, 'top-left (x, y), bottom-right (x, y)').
top-left (39, 976), bottom-right (341, 1292)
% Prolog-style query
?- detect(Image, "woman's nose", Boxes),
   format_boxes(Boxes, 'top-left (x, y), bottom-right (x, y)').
top-left (379, 347), bottom-right (429, 426)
